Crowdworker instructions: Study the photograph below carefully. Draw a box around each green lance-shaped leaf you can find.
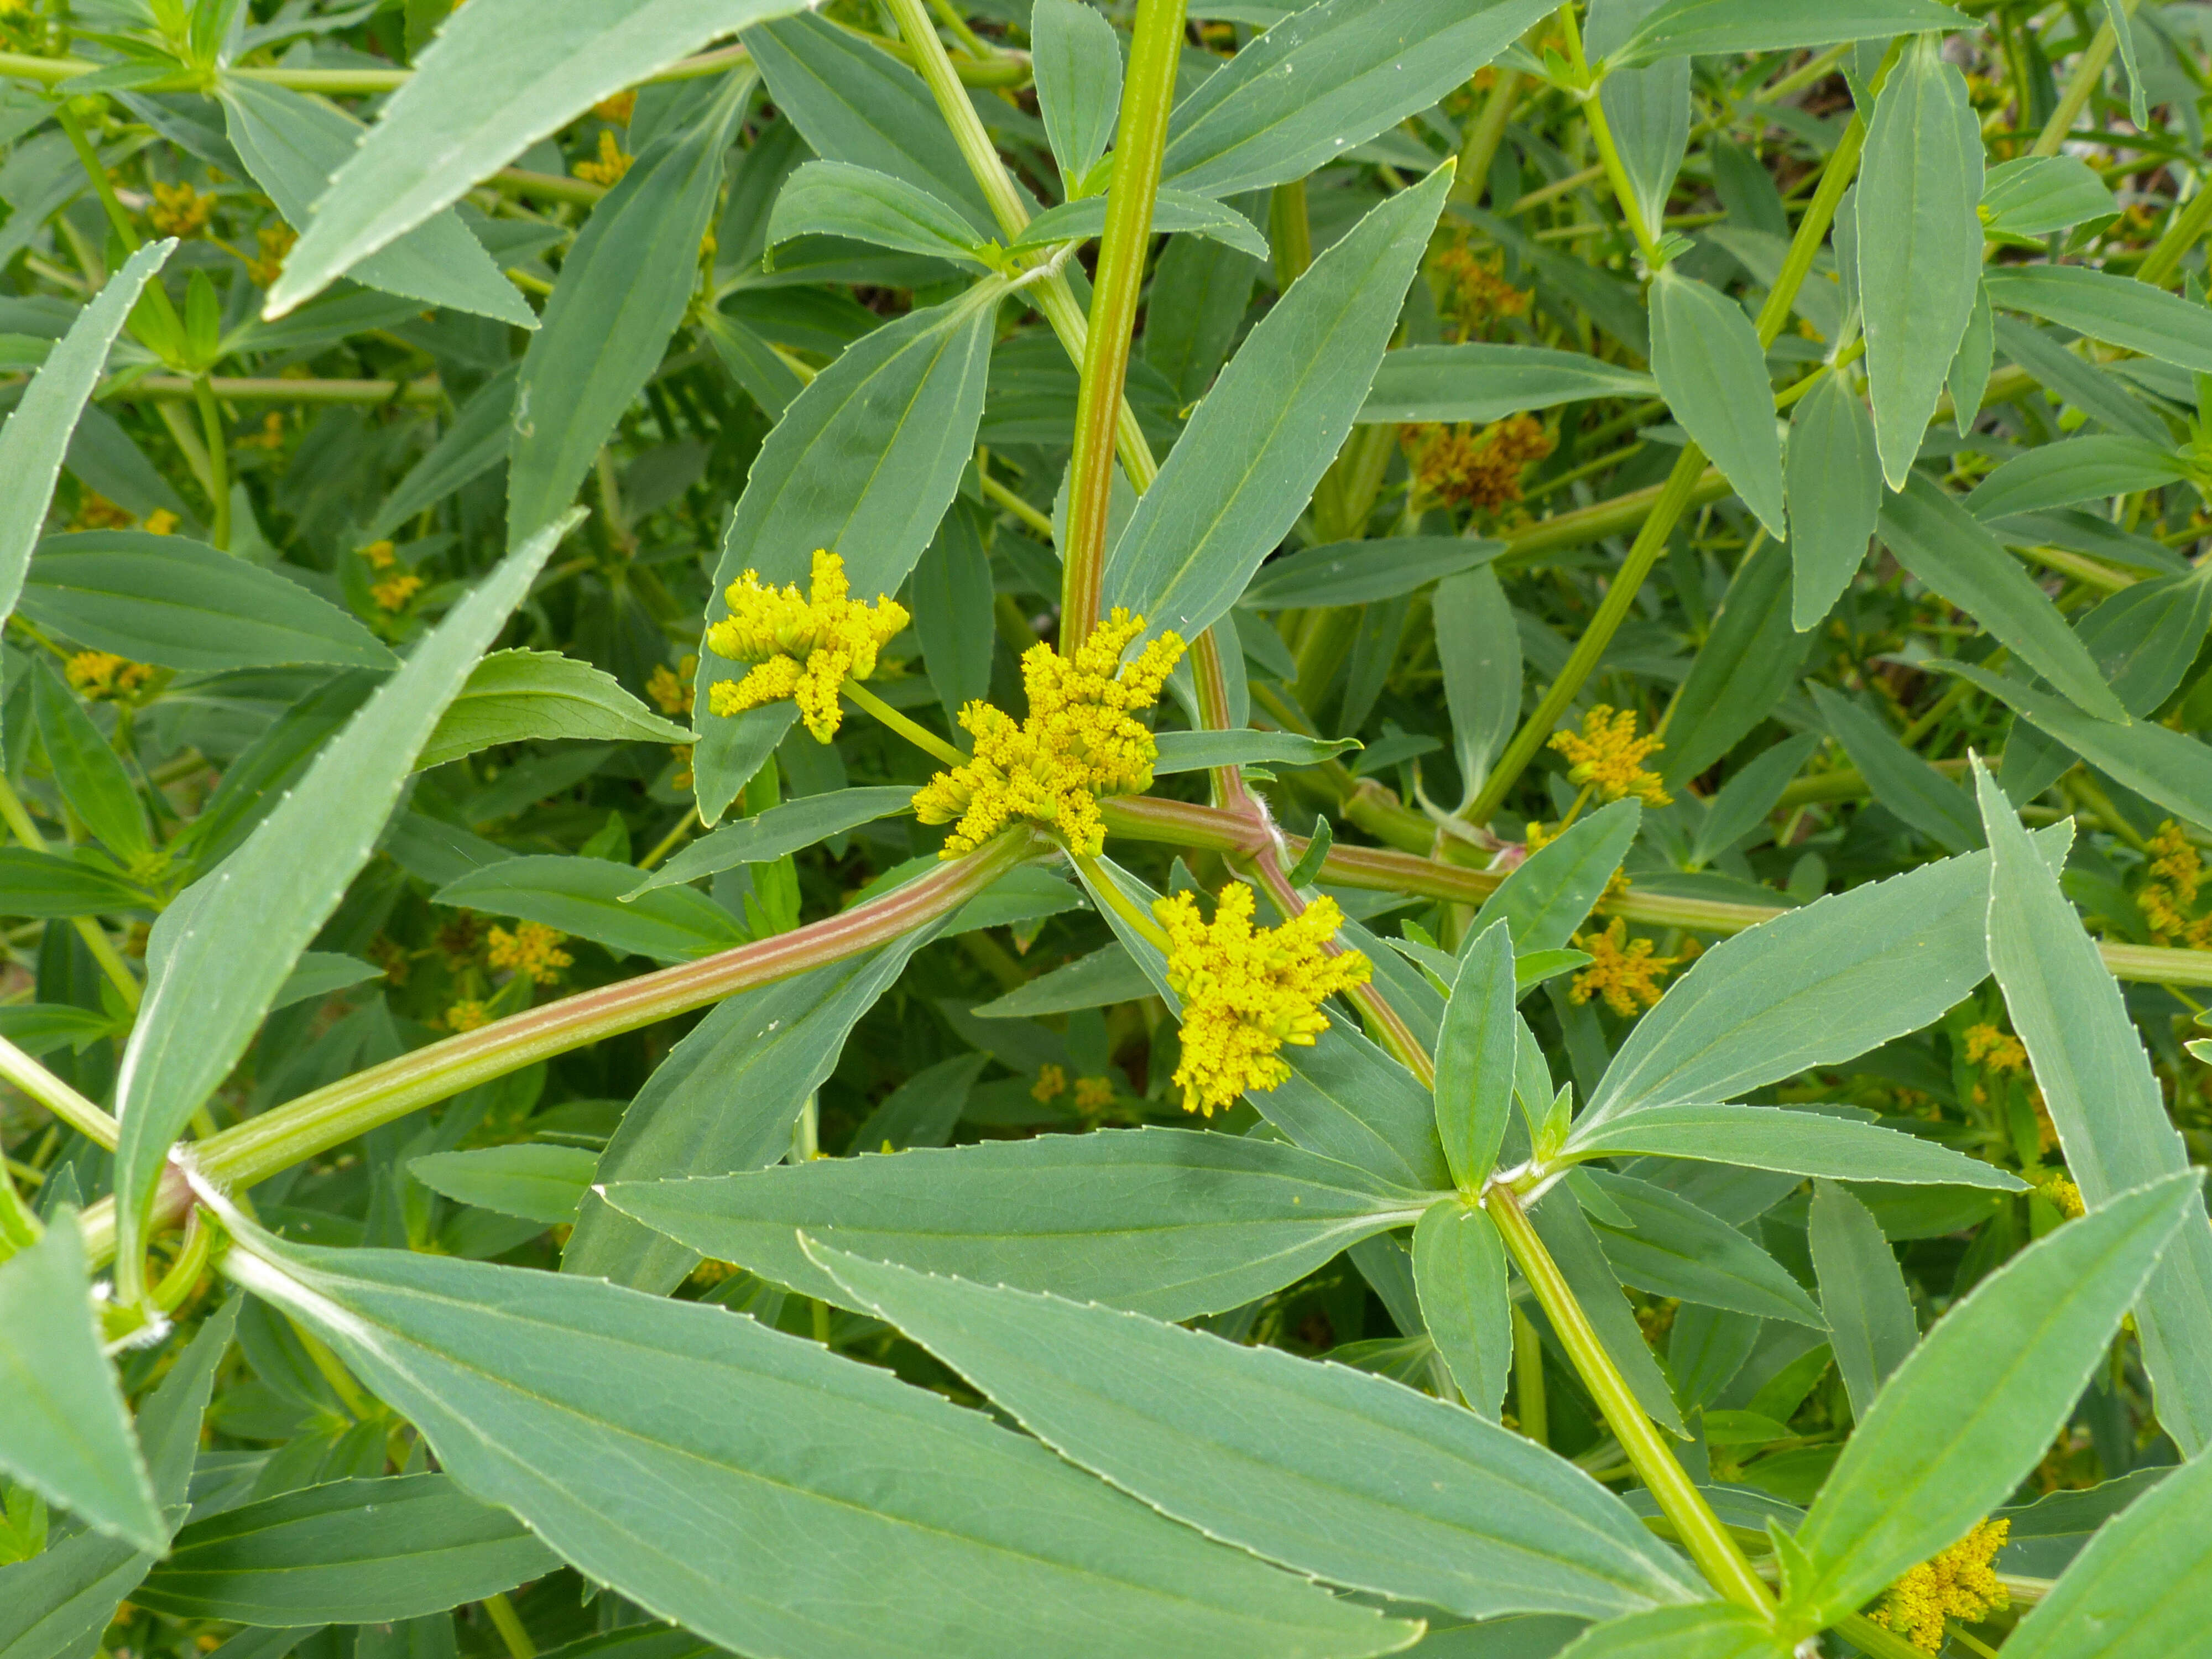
[744,12,1004,233]
[1436,920,1519,1191]
[216,76,534,329]
[30,660,152,862]
[21,533,396,673]
[1468,800,1640,955]
[1979,155,2119,239]
[1808,1180,1917,1422]
[1647,267,1785,540]
[1783,372,1880,632]
[0,1300,234,1659]
[1566,1102,2026,1190]
[1949,664,2212,833]
[1530,1190,1685,1435]
[1412,1199,1515,1420]
[0,1213,163,1554]
[136,1475,560,1625]
[435,855,746,964]
[1974,761,2212,1457]
[603,1127,1431,1318]
[1998,1449,2212,1659]
[1550,1603,1792,1659]
[1783,1171,2202,1631]
[265,0,810,317]
[2077,561,2212,718]
[1691,733,1822,868]
[1584,1170,1824,1327]
[1984,264,2212,374]
[1070,857,1448,1190]
[111,513,575,1277]
[368,365,519,542]
[1437,565,1521,808]
[0,849,151,919]
[1660,540,1809,786]
[1245,536,1504,609]
[1948,281,1995,436]
[911,502,994,729]
[1809,684,1980,853]
[1605,0,1969,67]
[1103,164,1451,644]
[692,284,999,821]
[812,1240,1704,1623]
[0,243,172,632]
[1586,0,1688,247]
[510,76,749,545]
[972,945,1152,1020]
[1159,0,1554,198]
[1358,344,1657,426]
[1031,0,1123,189]
[629,785,914,896]
[416,651,690,771]
[411,1145,599,1227]
[1151,730,1360,775]
[766,161,989,268]
[566,932,942,1293]
[213,1220,1408,1659]
[1855,34,1984,488]
[1574,832,2063,1128]
[1989,314,2171,445]
[1962,435,2187,520]
[1012,190,1272,262]
[1879,477,2129,721]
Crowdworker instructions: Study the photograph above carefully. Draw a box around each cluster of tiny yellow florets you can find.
[1550,705,1670,805]
[1963,1021,2029,1075]
[1569,916,1679,1016]
[1877,1519,2010,1652]
[148,180,215,238]
[486,921,573,986]
[705,550,909,742]
[646,655,697,718]
[574,129,634,186]
[2039,1173,2085,1219]
[1400,415,1553,513]
[65,651,153,701]
[2137,821,2212,947]
[1153,884,1370,1116]
[912,609,1185,858]
[1429,244,1530,341]
[1031,1065,1118,1112]
[247,223,296,286]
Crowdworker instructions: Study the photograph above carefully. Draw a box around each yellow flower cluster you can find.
[574,129,633,186]
[445,999,492,1032]
[1154,884,1370,1116]
[646,655,697,718]
[65,651,152,701]
[705,550,909,742]
[362,540,396,570]
[1878,1519,2010,1653]
[371,573,423,612]
[1430,245,1530,341]
[2137,821,2211,947]
[149,181,215,238]
[2039,1173,2085,1219]
[247,223,296,286]
[1031,1063,1067,1104]
[1569,917,1679,1016]
[1963,1021,2028,1074]
[1073,1074,1115,1112]
[74,491,133,530]
[487,921,573,986]
[593,90,637,124]
[912,609,1185,858]
[1550,705,1670,805]
[143,509,179,535]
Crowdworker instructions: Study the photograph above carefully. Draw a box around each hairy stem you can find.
[1061,0,1187,645]
[1487,1187,1773,1614]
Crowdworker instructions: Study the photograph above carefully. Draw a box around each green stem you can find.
[1557,6,1660,266]
[1838,1613,1937,1659]
[1269,179,1313,289]
[192,375,230,549]
[1487,1187,1773,1614]
[843,679,966,768]
[482,1594,535,1659]
[74,831,1046,1268]
[1061,0,1187,646]
[2030,2,2135,159]
[1453,69,1520,204]
[2137,178,2212,288]
[1511,1303,1548,1445]
[54,101,139,253]
[883,0,1032,240]
[1072,852,1173,951]
[123,373,444,405]
[0,1034,118,1149]
[0,776,141,1011]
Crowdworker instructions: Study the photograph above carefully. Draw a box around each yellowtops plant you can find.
[1568,916,1680,1016]
[912,608,1184,858]
[705,550,910,742]
[487,922,572,987]
[1548,705,1670,805]
[1153,883,1370,1117]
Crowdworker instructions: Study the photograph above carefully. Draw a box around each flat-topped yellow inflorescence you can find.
[706,550,910,742]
